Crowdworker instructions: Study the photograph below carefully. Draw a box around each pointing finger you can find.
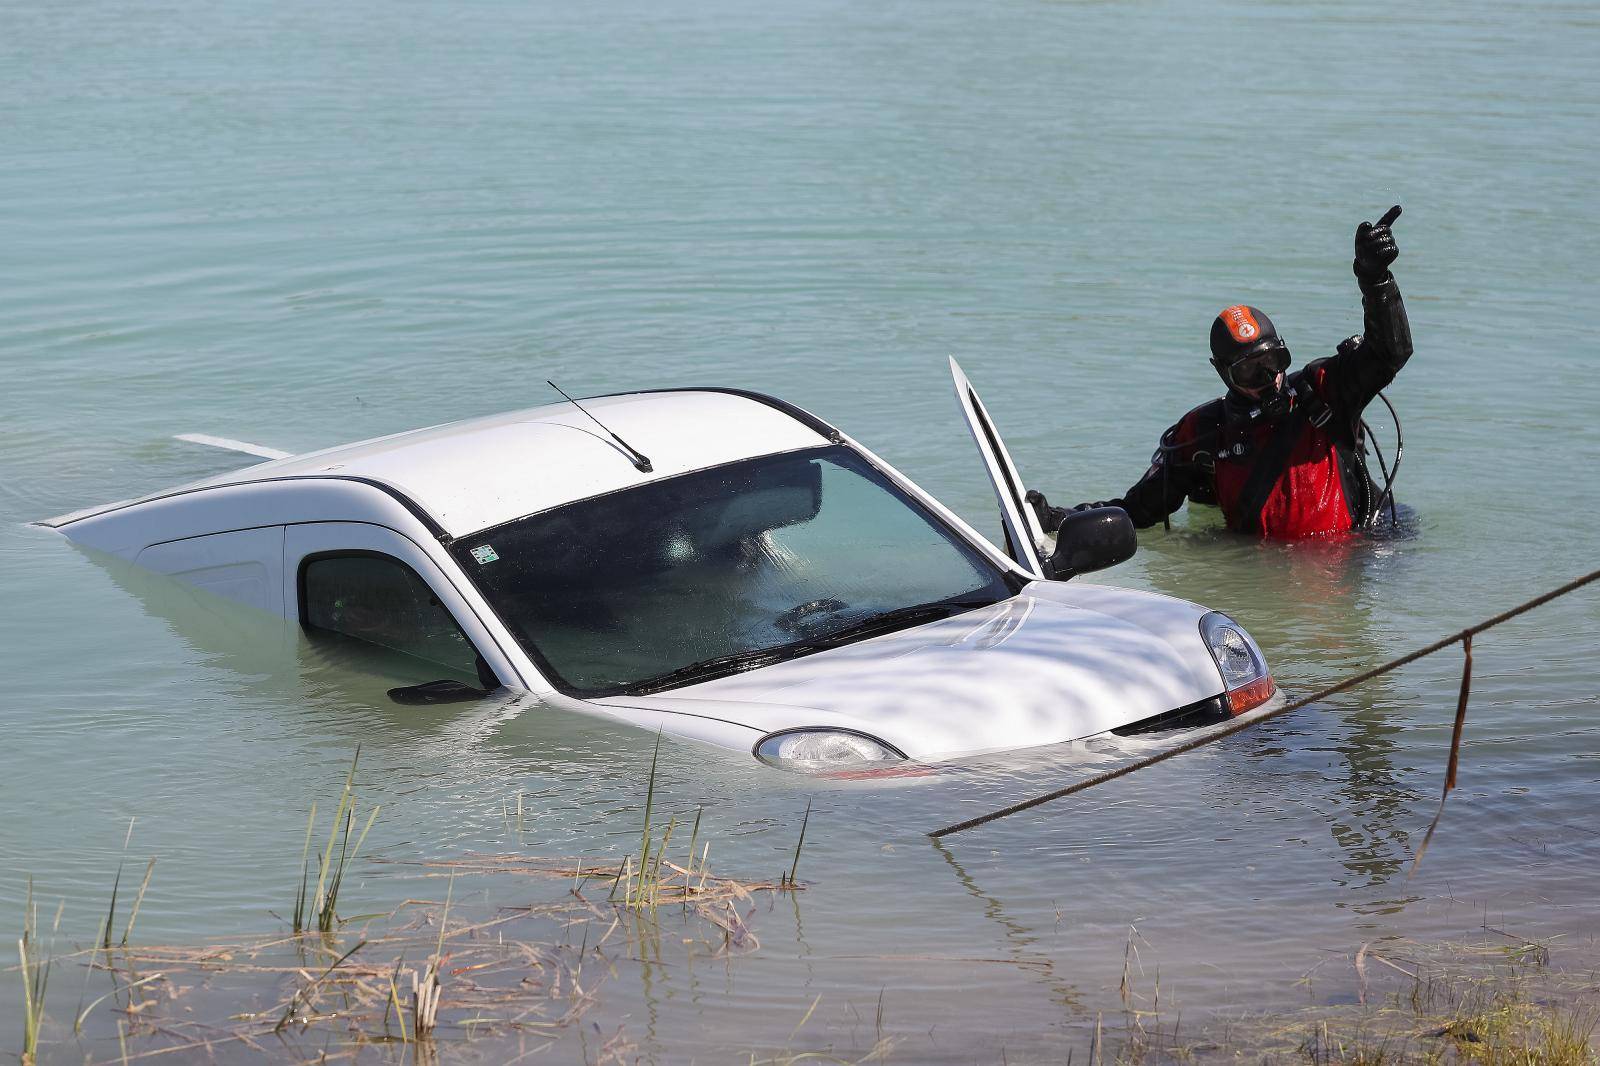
[1378,204,1402,227]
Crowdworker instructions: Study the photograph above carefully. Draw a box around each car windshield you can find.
[451,445,1017,697]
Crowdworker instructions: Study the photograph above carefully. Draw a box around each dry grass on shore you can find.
[10,742,808,1064]
[1095,931,1598,1065]
[24,845,797,1064]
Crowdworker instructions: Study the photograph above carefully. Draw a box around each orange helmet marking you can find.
[1219,305,1262,344]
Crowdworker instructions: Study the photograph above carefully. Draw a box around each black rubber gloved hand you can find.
[1353,205,1402,283]
[1025,489,1069,534]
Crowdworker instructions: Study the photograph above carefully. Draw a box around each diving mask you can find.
[1224,343,1290,392]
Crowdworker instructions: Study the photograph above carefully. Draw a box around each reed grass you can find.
[686,805,704,878]
[633,732,662,908]
[291,800,316,932]
[99,818,138,952]
[613,731,674,912]
[411,870,454,1038]
[384,956,409,1043]
[100,866,123,954]
[120,857,155,947]
[73,972,164,1035]
[781,798,812,889]
[18,879,50,1065]
[291,747,380,934]
[1408,984,1599,1065]
[75,862,128,1034]
[273,938,366,1032]
[599,735,812,925]
[411,962,442,1037]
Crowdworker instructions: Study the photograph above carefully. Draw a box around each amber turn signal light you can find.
[1226,676,1277,715]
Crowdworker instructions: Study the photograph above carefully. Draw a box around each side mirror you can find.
[1047,506,1136,580]
[388,679,493,705]
[389,656,503,706]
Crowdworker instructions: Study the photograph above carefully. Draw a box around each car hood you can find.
[591,582,1226,761]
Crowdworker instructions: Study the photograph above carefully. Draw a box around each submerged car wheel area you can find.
[41,365,1275,774]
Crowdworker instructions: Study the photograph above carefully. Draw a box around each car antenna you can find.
[546,381,654,473]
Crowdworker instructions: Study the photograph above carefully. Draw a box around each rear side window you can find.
[300,553,479,679]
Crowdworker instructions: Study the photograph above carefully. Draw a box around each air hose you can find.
[1357,390,1403,528]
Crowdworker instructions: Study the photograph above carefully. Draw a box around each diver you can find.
[1028,206,1412,539]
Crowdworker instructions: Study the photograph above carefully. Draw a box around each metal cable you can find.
[929,567,1600,839]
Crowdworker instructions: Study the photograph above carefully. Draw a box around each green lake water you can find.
[3,0,1598,1060]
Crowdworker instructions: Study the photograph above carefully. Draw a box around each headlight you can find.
[755,729,907,773]
[1199,612,1276,715]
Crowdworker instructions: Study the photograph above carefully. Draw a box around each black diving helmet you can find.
[1209,304,1291,395]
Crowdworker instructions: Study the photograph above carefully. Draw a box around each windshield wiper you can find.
[623,597,997,697]
[810,597,995,648]
[626,645,817,696]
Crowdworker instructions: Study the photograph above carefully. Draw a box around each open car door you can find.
[949,356,1048,580]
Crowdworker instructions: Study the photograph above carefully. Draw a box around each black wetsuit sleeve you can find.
[1112,463,1192,529]
[1095,426,1196,529]
[1322,272,1414,416]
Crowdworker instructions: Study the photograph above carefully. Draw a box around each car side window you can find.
[300,553,480,680]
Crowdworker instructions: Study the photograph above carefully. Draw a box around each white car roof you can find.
[53,390,840,538]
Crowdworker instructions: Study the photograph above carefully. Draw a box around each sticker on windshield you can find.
[470,544,499,565]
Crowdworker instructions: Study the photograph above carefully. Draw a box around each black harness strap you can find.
[1232,405,1308,533]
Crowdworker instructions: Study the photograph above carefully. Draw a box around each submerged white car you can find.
[42,360,1276,775]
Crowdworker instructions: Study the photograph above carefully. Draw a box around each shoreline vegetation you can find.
[1098,928,1598,1066]
[10,747,823,1064]
[9,751,1597,1063]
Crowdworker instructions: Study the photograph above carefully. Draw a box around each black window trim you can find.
[297,548,503,688]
